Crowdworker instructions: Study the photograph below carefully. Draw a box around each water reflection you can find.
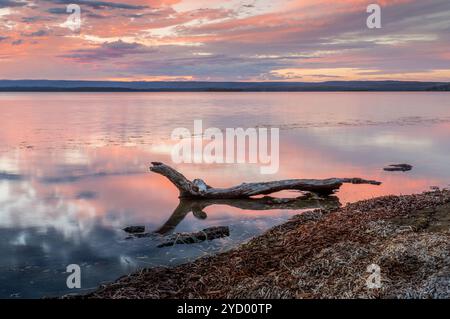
[155,195,340,235]
[0,92,449,298]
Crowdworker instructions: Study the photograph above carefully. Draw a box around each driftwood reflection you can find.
[154,194,341,235]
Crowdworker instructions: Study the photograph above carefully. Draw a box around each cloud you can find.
[0,0,27,8]
[47,7,70,14]
[21,16,51,22]
[43,0,148,10]
[0,0,449,81]
[0,172,24,181]
[59,40,150,62]
[75,191,98,200]
[25,29,50,37]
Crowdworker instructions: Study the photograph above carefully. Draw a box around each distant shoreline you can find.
[0,80,449,92]
[1,88,450,92]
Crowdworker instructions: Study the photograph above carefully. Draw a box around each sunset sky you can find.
[0,0,449,81]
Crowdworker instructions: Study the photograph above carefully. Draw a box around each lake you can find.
[0,92,449,298]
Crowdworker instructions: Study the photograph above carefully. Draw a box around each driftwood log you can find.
[150,162,381,199]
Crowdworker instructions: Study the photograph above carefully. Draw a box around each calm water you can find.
[1,92,449,298]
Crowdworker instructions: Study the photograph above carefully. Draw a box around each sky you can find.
[0,0,449,82]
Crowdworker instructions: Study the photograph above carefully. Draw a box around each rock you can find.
[125,232,160,240]
[383,164,413,172]
[123,226,145,234]
[157,226,230,248]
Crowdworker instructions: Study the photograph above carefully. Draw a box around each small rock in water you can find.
[123,226,145,234]
[125,232,159,239]
[383,164,413,172]
[157,226,230,248]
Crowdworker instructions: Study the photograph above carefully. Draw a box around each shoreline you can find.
[79,189,449,299]
[1,80,449,92]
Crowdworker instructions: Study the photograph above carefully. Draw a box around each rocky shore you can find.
[84,190,450,299]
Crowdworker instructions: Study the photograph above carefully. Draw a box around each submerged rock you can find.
[383,164,413,172]
[157,226,230,248]
[125,232,159,239]
[123,226,145,234]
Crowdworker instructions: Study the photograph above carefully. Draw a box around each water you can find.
[0,92,449,298]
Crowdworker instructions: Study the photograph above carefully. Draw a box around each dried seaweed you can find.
[78,190,450,299]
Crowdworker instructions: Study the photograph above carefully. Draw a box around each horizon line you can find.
[1,79,449,83]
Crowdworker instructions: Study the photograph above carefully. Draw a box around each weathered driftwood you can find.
[154,194,341,235]
[150,162,381,199]
[157,226,230,248]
